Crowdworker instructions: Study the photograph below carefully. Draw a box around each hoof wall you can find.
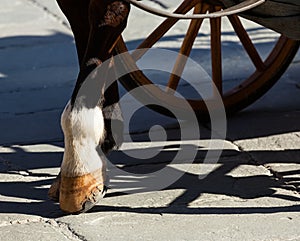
[59,170,106,214]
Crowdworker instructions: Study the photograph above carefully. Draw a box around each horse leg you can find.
[56,0,124,153]
[48,0,130,213]
[48,0,90,202]
[73,0,128,154]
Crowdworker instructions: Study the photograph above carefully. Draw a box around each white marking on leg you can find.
[60,101,105,177]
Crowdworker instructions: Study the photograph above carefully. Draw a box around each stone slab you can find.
[0,219,78,241]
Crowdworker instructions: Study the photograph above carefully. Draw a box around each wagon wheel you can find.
[114,0,299,117]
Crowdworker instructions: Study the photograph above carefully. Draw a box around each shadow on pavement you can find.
[0,33,299,218]
[0,142,299,218]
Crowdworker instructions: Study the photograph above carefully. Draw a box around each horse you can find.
[48,0,130,214]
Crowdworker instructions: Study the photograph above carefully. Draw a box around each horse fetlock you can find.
[60,102,106,177]
[61,101,105,144]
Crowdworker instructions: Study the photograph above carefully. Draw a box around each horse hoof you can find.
[59,170,106,214]
[48,172,61,202]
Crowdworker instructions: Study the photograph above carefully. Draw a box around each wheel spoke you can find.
[131,0,199,61]
[228,14,265,71]
[210,6,223,96]
[167,3,209,92]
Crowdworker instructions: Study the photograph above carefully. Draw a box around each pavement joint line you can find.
[0,218,85,241]
[25,0,70,30]
[232,141,276,173]
[0,217,45,228]
[49,220,88,241]
[233,141,300,196]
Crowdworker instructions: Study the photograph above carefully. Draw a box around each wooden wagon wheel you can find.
[114,0,299,117]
